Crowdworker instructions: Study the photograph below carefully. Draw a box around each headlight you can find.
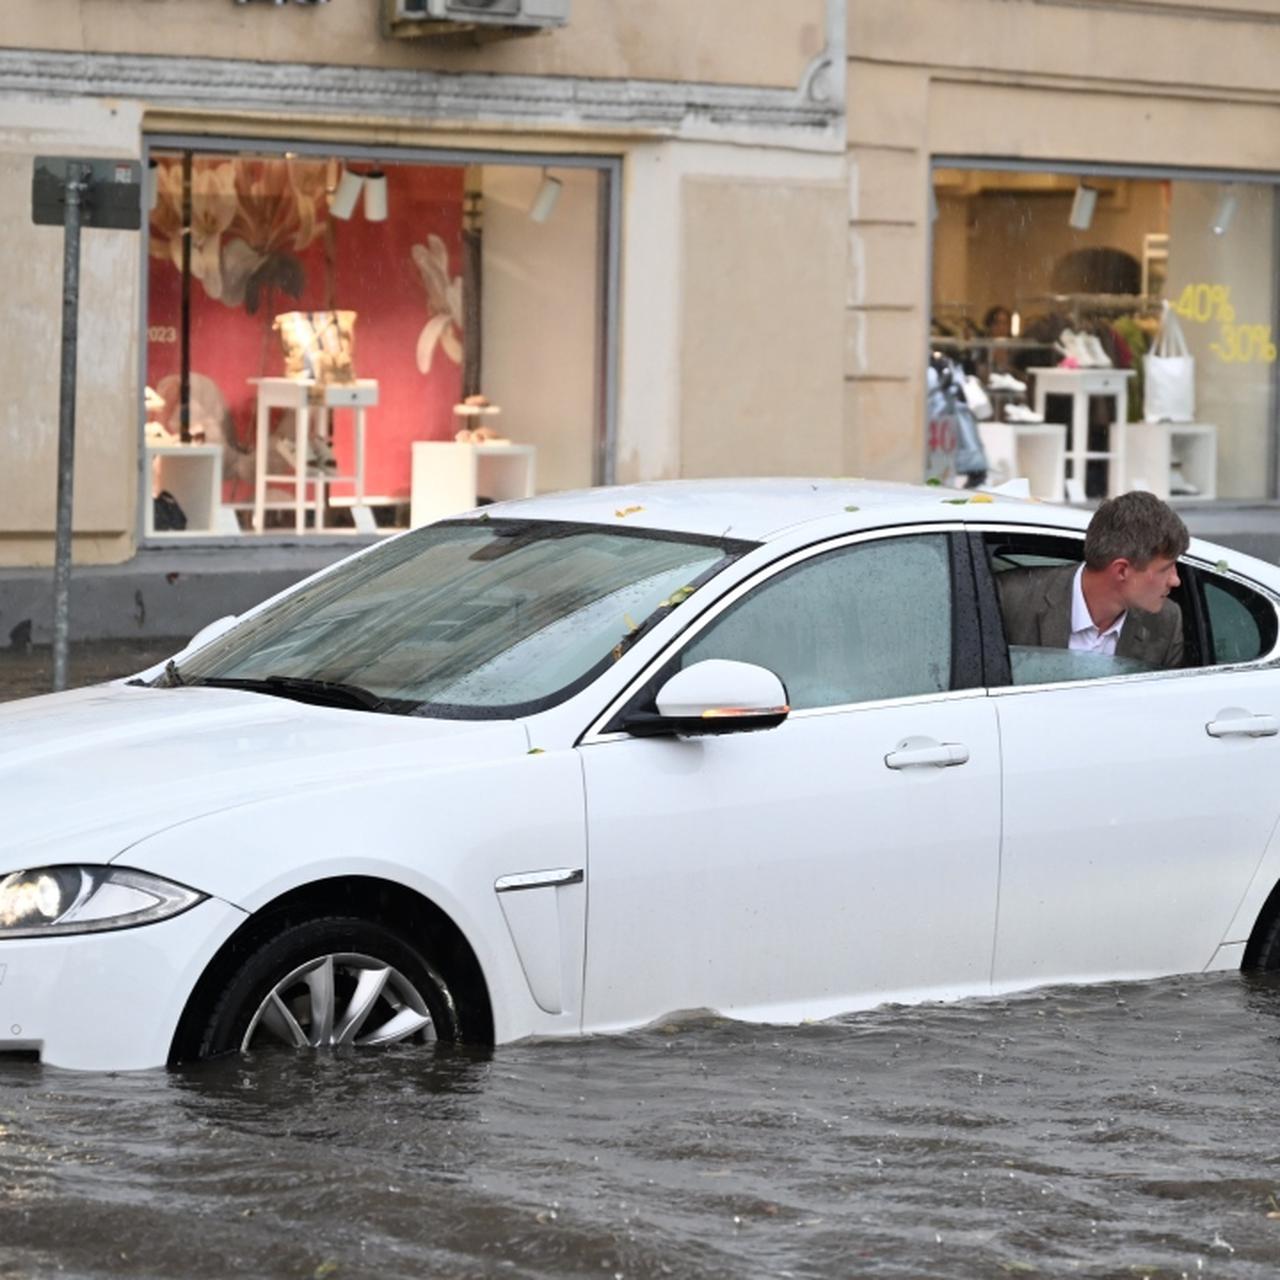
[0,866,205,938]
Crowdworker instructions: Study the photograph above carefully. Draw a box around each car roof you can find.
[482,478,1093,542]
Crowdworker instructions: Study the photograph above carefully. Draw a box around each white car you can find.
[4,479,1280,1071]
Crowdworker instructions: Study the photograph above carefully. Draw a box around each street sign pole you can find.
[32,156,142,692]
[51,165,88,693]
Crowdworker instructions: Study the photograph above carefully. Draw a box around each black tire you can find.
[190,915,464,1060]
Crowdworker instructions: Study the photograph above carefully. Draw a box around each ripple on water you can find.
[3,973,1280,1277]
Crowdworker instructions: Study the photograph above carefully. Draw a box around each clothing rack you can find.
[1017,292,1163,326]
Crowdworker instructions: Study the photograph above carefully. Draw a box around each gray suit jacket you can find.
[996,563,1183,669]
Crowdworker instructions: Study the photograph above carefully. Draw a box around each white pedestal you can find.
[146,443,226,536]
[978,422,1066,501]
[1030,367,1134,499]
[410,442,537,527]
[1124,422,1218,501]
[249,377,378,534]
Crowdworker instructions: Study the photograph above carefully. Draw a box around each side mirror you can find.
[622,659,790,737]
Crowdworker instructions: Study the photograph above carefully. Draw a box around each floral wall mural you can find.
[147,155,465,504]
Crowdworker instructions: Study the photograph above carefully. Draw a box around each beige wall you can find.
[845,0,1280,487]
[0,97,141,565]
[2,0,826,88]
[481,164,600,496]
[680,177,847,479]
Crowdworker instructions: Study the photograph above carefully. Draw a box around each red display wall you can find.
[147,156,464,504]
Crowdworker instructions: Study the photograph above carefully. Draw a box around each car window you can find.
[1202,572,1278,664]
[674,534,953,710]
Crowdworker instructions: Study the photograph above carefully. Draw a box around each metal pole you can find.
[51,165,88,693]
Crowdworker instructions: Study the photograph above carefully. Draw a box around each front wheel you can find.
[190,916,463,1059]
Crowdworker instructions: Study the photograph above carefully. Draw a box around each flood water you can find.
[5,974,1280,1279]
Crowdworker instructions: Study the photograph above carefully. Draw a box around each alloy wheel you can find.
[240,951,436,1052]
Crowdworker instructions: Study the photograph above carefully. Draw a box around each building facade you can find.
[4,0,1280,591]
[0,0,849,571]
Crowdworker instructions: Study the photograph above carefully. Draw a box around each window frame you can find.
[583,524,985,744]
[968,522,1280,694]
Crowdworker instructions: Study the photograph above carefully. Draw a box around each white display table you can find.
[977,422,1066,501]
[249,377,379,534]
[1124,422,1218,501]
[1029,367,1134,499]
[145,443,230,536]
[410,441,537,528]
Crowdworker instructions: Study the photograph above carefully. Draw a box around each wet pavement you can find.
[4,973,1280,1278]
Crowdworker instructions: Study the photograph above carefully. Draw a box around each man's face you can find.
[1117,555,1180,614]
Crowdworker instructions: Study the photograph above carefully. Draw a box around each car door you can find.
[978,529,1280,990]
[575,528,1003,1034]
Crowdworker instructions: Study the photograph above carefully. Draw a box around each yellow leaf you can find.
[615,505,644,518]
[969,493,994,503]
[624,613,639,632]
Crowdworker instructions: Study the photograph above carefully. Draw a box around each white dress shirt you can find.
[1068,564,1125,656]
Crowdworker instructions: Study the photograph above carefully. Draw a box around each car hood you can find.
[0,684,529,873]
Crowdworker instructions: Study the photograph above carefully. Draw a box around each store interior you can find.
[144,149,604,537]
[930,168,1277,502]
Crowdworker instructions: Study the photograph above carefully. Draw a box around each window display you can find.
[144,146,607,536]
[930,168,1278,501]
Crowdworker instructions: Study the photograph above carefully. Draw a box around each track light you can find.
[1068,184,1097,231]
[329,168,363,221]
[528,171,562,224]
[1212,190,1238,237]
[364,170,388,222]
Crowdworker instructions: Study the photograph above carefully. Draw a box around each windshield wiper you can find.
[189,675,394,714]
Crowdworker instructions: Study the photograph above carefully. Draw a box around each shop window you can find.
[930,167,1278,502]
[144,148,607,537]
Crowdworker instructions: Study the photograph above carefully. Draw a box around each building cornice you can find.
[0,47,843,142]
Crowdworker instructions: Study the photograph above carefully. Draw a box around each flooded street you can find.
[5,973,1280,1279]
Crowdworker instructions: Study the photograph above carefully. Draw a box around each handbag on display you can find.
[1143,301,1195,423]
[274,310,358,386]
[153,490,188,532]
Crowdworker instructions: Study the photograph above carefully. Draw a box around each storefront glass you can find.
[143,145,608,537]
[930,167,1277,502]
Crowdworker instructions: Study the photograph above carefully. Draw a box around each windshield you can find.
[174,519,750,717]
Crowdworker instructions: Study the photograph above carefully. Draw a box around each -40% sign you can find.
[1172,283,1277,364]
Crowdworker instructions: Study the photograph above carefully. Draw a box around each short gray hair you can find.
[1083,491,1190,570]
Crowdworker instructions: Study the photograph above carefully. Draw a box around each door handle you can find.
[884,738,970,769]
[1206,709,1279,739]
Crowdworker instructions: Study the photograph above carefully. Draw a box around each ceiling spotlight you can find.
[1212,190,1238,237]
[1068,184,1098,231]
[529,171,562,225]
[329,168,364,221]
[364,170,388,222]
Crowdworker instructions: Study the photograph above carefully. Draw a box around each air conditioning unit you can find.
[386,0,569,39]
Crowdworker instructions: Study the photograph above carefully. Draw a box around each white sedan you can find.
[3,479,1280,1071]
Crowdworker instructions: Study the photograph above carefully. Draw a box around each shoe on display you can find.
[1056,329,1085,362]
[1004,404,1046,424]
[1081,334,1113,368]
[1169,462,1200,496]
[988,372,1027,393]
[310,436,339,471]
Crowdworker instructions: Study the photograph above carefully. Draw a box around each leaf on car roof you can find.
[926,477,942,487]
[624,612,639,632]
[844,505,860,512]
[527,747,546,755]
[660,585,695,608]
[969,494,994,503]
[941,498,968,505]
[615,505,644,518]
[1216,559,1230,572]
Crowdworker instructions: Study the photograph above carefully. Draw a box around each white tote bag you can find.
[1143,301,1195,423]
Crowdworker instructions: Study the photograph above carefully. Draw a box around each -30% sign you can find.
[1173,283,1277,364]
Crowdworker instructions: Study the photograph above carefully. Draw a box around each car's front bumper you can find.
[0,897,247,1071]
